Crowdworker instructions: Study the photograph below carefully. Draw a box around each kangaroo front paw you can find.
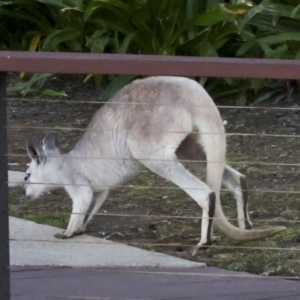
[73,229,84,236]
[54,232,71,239]
[54,227,85,239]
[54,230,84,239]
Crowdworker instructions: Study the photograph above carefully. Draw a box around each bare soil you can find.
[7,74,300,278]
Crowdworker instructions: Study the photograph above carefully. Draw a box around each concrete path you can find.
[10,217,204,268]
[8,170,25,187]
[9,169,204,268]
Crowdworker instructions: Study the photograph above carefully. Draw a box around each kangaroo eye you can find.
[24,173,31,181]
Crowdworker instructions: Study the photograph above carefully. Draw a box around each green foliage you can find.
[237,1,300,59]
[1,0,300,104]
[100,75,138,102]
[7,73,68,97]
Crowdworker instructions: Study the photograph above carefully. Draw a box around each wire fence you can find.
[6,102,300,219]
[6,92,300,278]
[6,126,300,138]
[6,96,300,110]
[3,53,300,298]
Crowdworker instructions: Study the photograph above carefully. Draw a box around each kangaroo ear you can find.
[27,142,44,165]
[42,132,59,151]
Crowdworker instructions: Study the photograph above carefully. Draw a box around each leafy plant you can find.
[100,75,138,102]
[2,0,300,104]
[237,1,300,59]
[254,80,300,104]
[7,73,67,97]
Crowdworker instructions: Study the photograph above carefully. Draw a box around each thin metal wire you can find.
[6,124,300,138]
[6,97,300,111]
[8,180,300,195]
[9,153,212,162]
[7,152,300,167]
[14,211,297,224]
[9,238,300,252]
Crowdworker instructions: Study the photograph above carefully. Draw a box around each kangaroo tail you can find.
[194,89,286,241]
[214,205,286,240]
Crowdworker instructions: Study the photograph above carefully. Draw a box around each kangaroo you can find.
[24,76,285,254]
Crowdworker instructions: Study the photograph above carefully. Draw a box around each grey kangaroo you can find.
[24,76,285,254]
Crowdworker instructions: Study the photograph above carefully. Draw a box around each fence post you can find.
[0,72,10,299]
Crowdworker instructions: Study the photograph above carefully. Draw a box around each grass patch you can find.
[270,228,300,242]
[25,213,68,229]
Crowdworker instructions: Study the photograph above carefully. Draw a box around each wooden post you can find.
[0,72,10,299]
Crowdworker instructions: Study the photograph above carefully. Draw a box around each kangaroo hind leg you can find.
[176,134,252,230]
[140,154,215,252]
[222,166,252,229]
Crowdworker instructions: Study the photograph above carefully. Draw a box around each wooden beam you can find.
[1,51,300,79]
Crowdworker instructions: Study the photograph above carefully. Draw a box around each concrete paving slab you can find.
[8,170,25,187]
[10,217,205,268]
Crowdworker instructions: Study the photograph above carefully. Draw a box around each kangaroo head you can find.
[24,132,61,199]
